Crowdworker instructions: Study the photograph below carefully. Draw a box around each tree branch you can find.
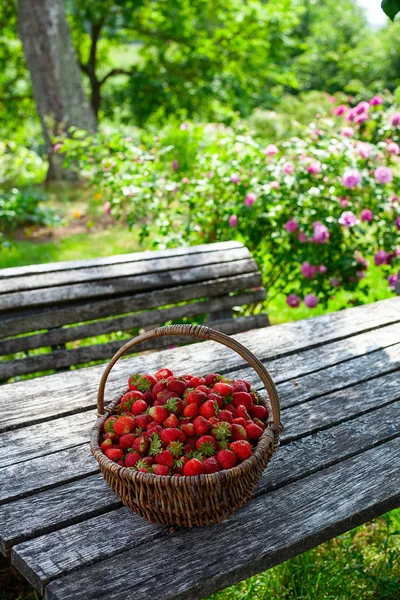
[99,68,132,86]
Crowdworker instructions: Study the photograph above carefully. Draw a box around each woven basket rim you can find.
[91,389,280,485]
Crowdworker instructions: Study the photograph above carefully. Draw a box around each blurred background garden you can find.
[1,0,400,598]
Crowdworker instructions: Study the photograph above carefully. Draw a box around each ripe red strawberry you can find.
[202,456,221,474]
[208,416,220,426]
[148,405,168,423]
[230,440,252,461]
[231,423,248,441]
[120,390,144,411]
[196,435,216,456]
[168,440,184,458]
[131,399,148,416]
[187,376,205,387]
[217,449,237,470]
[251,404,267,420]
[155,368,173,380]
[253,417,265,429]
[199,399,219,419]
[218,410,233,423]
[156,389,178,404]
[134,458,152,473]
[147,423,163,436]
[113,416,135,436]
[205,373,221,387]
[181,422,195,437]
[232,380,248,393]
[234,405,251,420]
[142,456,155,467]
[232,417,247,427]
[128,373,155,392]
[196,385,210,395]
[160,428,181,445]
[117,459,126,467]
[246,422,263,440]
[125,451,142,467]
[103,416,117,433]
[135,414,151,430]
[185,390,206,405]
[193,416,211,436]
[105,448,124,462]
[232,391,253,410]
[156,450,174,467]
[207,392,224,408]
[153,464,170,476]
[167,379,187,396]
[132,436,149,454]
[224,403,235,413]
[183,403,198,418]
[183,458,204,476]
[163,413,179,428]
[213,382,233,397]
[100,438,113,452]
[152,380,167,399]
[119,433,136,450]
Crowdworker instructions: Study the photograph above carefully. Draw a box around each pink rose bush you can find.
[58,94,400,309]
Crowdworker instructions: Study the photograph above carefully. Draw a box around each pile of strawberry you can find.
[100,369,269,476]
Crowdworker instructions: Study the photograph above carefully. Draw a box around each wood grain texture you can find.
[43,438,400,600]
[11,400,400,593]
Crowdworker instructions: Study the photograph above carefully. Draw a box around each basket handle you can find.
[97,324,281,428]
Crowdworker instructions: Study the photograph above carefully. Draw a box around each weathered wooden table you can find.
[1,297,399,600]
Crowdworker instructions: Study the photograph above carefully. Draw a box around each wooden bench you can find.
[0,297,399,600]
[0,241,268,381]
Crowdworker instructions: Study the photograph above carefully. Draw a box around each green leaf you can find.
[381,0,400,20]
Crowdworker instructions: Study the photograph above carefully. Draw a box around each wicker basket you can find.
[91,324,282,527]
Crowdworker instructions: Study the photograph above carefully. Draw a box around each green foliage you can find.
[0,188,59,232]
[382,0,400,21]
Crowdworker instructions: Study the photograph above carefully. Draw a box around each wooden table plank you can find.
[11,400,400,594]
[43,437,400,600]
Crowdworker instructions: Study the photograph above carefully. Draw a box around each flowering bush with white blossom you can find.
[59,94,400,309]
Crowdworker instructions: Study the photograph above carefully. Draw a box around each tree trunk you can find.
[18,0,97,180]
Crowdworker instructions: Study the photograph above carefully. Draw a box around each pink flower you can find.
[319,265,327,274]
[286,294,301,308]
[307,161,321,174]
[264,144,279,156]
[282,162,294,175]
[338,211,358,227]
[360,208,373,222]
[355,102,369,115]
[374,250,390,265]
[171,159,179,171]
[340,126,354,137]
[298,231,307,243]
[53,142,63,152]
[339,196,350,207]
[388,274,398,289]
[312,223,330,244]
[356,271,366,280]
[270,181,279,188]
[342,169,362,188]
[354,113,368,124]
[395,217,400,230]
[181,177,190,184]
[304,294,318,308]
[229,215,238,228]
[244,192,257,207]
[180,122,189,130]
[354,251,369,268]
[370,96,383,106]
[387,142,400,155]
[330,277,341,287]
[389,195,399,204]
[374,166,393,184]
[103,201,111,215]
[285,219,298,233]
[346,109,356,122]
[391,113,400,127]
[231,173,240,184]
[333,105,347,116]
[301,262,319,279]
[356,142,371,159]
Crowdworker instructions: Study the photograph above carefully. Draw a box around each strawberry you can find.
[196,385,210,395]
[152,380,167,399]
[156,450,174,467]
[234,405,251,420]
[232,380,248,393]
[232,392,253,410]
[160,428,181,445]
[167,379,187,396]
[230,440,252,461]
[183,458,204,476]
[142,456,155,467]
[224,403,235,414]
[196,435,216,456]
[100,438,113,452]
[113,416,135,436]
[148,433,162,456]
[119,433,136,450]
[156,389,178,404]
[187,376,205,387]
[132,436,149,454]
[185,390,206,405]
[155,368,173,380]
[134,459,152,473]
[163,413,179,428]
[117,459,126,467]
[181,422,195,437]
[231,423,248,441]
[202,456,221,474]
[147,423,163,436]
[207,392,223,408]
[211,421,232,441]
[246,422,264,440]
[131,399,148,416]
[103,416,117,433]
[208,416,220,426]
[218,410,233,423]
[103,431,118,441]
[232,417,247,428]
[128,373,155,393]
[193,416,211,436]
[165,397,183,415]
[105,448,124,462]
[251,404,267,420]
[213,382,233,397]
[135,414,151,430]
[153,464,170,476]
[148,405,168,423]
[125,451,142,467]
[253,417,265,429]
[216,449,237,470]
[205,373,221,387]
[199,400,219,419]
[183,403,198,418]
[168,440,183,457]
[120,390,144,411]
